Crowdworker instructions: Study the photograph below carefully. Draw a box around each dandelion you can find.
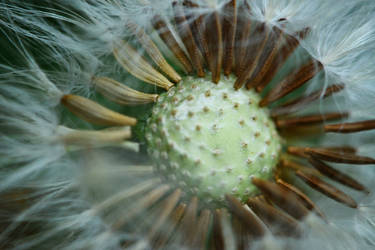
[1,0,375,249]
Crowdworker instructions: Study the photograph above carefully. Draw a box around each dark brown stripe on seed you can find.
[193,209,211,248]
[256,27,311,93]
[179,196,198,246]
[251,178,309,220]
[246,27,284,89]
[173,2,205,77]
[222,0,237,76]
[234,23,269,89]
[212,209,225,250]
[260,59,323,107]
[152,15,193,74]
[296,170,358,208]
[247,197,302,237]
[276,179,326,220]
[305,147,375,164]
[325,120,375,133]
[225,195,266,237]
[271,84,344,117]
[308,157,370,193]
[234,1,252,76]
[275,112,348,128]
[205,10,223,83]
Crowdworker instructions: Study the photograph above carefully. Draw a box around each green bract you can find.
[146,75,281,204]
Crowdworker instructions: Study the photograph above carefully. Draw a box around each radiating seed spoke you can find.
[296,171,358,208]
[288,146,357,159]
[152,14,193,73]
[325,120,375,133]
[153,203,186,249]
[205,10,223,83]
[247,197,302,237]
[279,158,322,176]
[93,77,158,105]
[173,2,205,77]
[113,41,174,90]
[304,147,375,164]
[234,1,252,76]
[225,195,265,238]
[251,178,309,220]
[246,27,284,89]
[212,209,225,250]
[276,179,326,220]
[222,0,237,76]
[260,59,323,107]
[93,178,159,214]
[61,94,137,126]
[308,157,369,193]
[61,126,131,146]
[183,1,210,66]
[256,27,310,93]
[275,112,348,128]
[288,146,375,164]
[193,209,211,248]
[271,84,344,116]
[179,197,198,246]
[126,21,181,83]
[112,184,170,230]
[148,189,182,240]
[234,23,269,90]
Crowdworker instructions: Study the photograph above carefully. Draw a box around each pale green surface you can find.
[146,75,281,204]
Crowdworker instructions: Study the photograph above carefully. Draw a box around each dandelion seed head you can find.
[1,0,375,249]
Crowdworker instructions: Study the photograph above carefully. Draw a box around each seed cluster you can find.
[146,76,281,204]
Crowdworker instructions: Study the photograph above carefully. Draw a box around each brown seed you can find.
[153,203,186,249]
[246,26,284,89]
[92,77,158,105]
[305,147,375,164]
[225,195,266,238]
[126,21,181,83]
[279,158,321,176]
[183,0,210,64]
[256,27,311,93]
[173,1,205,77]
[247,197,302,237]
[288,146,357,159]
[234,23,270,90]
[192,209,211,248]
[251,178,309,220]
[148,189,182,240]
[275,112,348,128]
[222,0,237,76]
[61,126,131,146]
[276,179,326,220]
[179,196,198,246]
[308,157,370,193]
[61,94,137,126]
[112,184,170,230]
[113,41,174,90]
[271,84,344,117]
[212,209,225,250]
[260,59,323,107]
[152,14,193,74]
[234,1,252,77]
[325,120,375,133]
[205,10,223,83]
[296,170,358,208]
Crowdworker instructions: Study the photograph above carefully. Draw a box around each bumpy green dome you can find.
[146,75,281,204]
